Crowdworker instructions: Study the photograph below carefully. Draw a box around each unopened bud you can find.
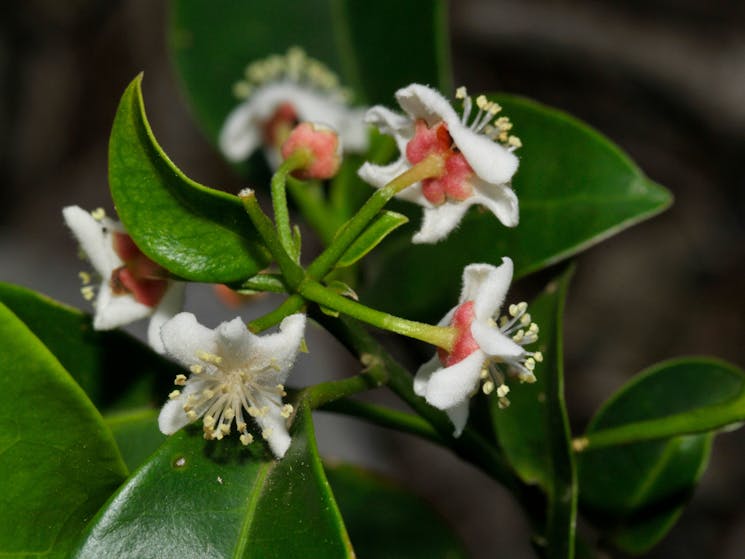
[281,122,341,180]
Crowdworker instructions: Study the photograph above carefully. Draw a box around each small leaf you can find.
[326,280,359,301]
[109,74,269,283]
[326,463,468,559]
[490,267,577,557]
[0,302,128,558]
[362,95,673,321]
[0,282,180,410]
[576,360,726,554]
[73,404,353,558]
[336,210,409,268]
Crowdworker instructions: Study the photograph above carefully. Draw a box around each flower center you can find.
[437,300,480,366]
[110,232,168,307]
[262,102,299,148]
[406,119,475,205]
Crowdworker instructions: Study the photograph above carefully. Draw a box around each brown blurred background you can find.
[1,1,744,557]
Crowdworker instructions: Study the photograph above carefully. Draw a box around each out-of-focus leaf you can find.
[0,302,128,558]
[105,409,166,472]
[362,95,672,321]
[73,404,353,558]
[110,74,269,283]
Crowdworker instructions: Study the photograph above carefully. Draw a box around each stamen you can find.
[174,374,187,386]
[81,286,95,301]
[78,271,91,284]
[91,208,106,221]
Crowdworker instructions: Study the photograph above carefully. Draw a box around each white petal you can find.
[253,395,292,458]
[93,282,152,330]
[411,202,470,244]
[248,313,306,384]
[471,322,525,359]
[364,105,412,155]
[219,102,262,163]
[358,155,410,189]
[338,107,370,153]
[62,205,121,277]
[448,124,519,186]
[147,282,186,354]
[157,380,207,435]
[471,179,520,227]
[395,84,459,127]
[461,258,513,320]
[413,354,441,397]
[423,351,485,410]
[445,401,470,438]
[160,312,220,367]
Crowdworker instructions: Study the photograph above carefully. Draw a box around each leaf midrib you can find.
[233,460,275,559]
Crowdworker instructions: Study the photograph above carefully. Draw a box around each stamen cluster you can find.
[455,86,522,149]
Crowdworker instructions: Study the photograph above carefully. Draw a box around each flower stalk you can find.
[271,150,312,261]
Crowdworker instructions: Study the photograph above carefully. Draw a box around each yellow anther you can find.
[281,404,294,419]
[497,384,510,398]
[91,208,106,221]
[517,302,528,313]
[261,428,274,440]
[487,318,497,328]
[203,415,216,428]
[488,103,502,115]
[259,406,269,417]
[248,406,260,418]
[482,380,495,395]
[168,389,181,400]
[533,351,544,362]
[480,368,489,379]
[220,423,230,435]
[196,351,223,365]
[81,286,95,301]
[499,316,509,327]
[525,358,536,371]
[476,95,488,109]
[174,374,187,386]
[189,364,203,374]
[529,323,539,334]
[498,397,511,409]
[232,81,252,99]
[455,86,467,99]
[508,304,518,317]
[202,389,215,399]
[237,421,247,432]
[78,271,91,284]
[520,313,532,326]
[214,431,224,441]
[240,433,254,445]
[508,136,523,148]
[224,408,235,420]
[186,410,198,421]
[513,330,525,342]
[572,437,589,452]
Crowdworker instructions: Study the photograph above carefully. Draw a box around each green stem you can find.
[299,279,456,351]
[239,189,305,289]
[239,273,287,293]
[302,365,388,409]
[307,153,444,280]
[320,398,442,445]
[272,151,311,260]
[247,294,306,333]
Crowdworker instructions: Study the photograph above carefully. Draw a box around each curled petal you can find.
[93,283,151,330]
[445,401,470,438]
[253,393,292,458]
[471,322,524,359]
[411,202,470,244]
[471,179,519,227]
[422,350,484,410]
[62,205,121,277]
[413,354,441,397]
[448,125,519,186]
[219,103,262,163]
[461,258,513,320]
[147,282,186,354]
[395,84,459,128]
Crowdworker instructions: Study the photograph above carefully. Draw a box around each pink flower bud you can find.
[281,122,341,180]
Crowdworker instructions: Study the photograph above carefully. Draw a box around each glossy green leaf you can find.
[169,0,450,143]
[0,282,180,410]
[337,210,408,268]
[110,74,269,283]
[105,409,166,472]
[490,268,576,557]
[73,404,353,558]
[325,463,468,559]
[577,361,722,554]
[0,302,128,558]
[579,358,745,450]
[362,95,672,321]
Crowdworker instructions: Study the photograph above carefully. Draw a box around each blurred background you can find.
[1,1,744,557]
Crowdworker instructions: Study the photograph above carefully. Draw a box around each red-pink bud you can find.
[281,122,341,180]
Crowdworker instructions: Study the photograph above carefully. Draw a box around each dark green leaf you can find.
[105,409,166,472]
[169,0,450,143]
[110,74,269,283]
[0,282,180,410]
[325,463,468,559]
[577,361,722,554]
[337,211,408,268]
[362,95,672,321]
[490,268,577,557]
[73,404,353,558]
[0,302,128,558]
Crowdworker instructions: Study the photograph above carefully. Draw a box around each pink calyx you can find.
[263,102,299,148]
[406,119,475,205]
[437,301,480,366]
[111,232,168,307]
[281,122,341,180]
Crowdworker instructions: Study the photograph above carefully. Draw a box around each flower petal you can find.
[358,155,410,189]
[364,105,412,154]
[157,379,207,435]
[423,350,484,410]
[219,102,262,163]
[340,107,370,152]
[93,282,152,330]
[448,124,519,185]
[395,84,459,128]
[471,322,525,359]
[62,205,120,277]
[160,312,220,368]
[246,313,306,384]
[411,201,470,244]
[461,258,513,320]
[413,354,441,397]
[252,394,292,458]
[147,282,185,354]
[445,401,470,437]
[471,179,519,227]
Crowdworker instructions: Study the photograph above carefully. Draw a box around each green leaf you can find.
[362,95,673,321]
[105,409,166,472]
[578,358,745,450]
[73,404,353,558]
[325,463,468,559]
[0,282,180,410]
[0,302,128,558]
[169,0,450,143]
[337,210,408,268]
[110,74,269,283]
[577,360,722,554]
[490,268,577,557]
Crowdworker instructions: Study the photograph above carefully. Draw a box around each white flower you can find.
[219,47,368,167]
[158,312,306,459]
[359,84,522,244]
[62,205,184,353]
[414,257,542,436]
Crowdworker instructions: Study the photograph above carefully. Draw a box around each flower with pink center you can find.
[63,206,184,353]
[358,84,522,244]
[219,47,368,168]
[281,122,341,180]
[414,258,542,436]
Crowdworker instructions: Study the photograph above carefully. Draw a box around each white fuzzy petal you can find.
[160,312,220,367]
[219,103,262,163]
[339,107,370,152]
[448,124,519,185]
[62,205,120,277]
[158,380,207,435]
[423,351,485,410]
[412,202,470,244]
[395,84,459,127]
[414,354,441,397]
[445,401,470,438]
[461,258,513,319]
[253,395,292,458]
[364,105,412,155]
[93,283,152,330]
[471,322,525,359]
[248,313,306,384]
[358,155,410,189]
[147,282,185,354]
[471,180,520,227]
